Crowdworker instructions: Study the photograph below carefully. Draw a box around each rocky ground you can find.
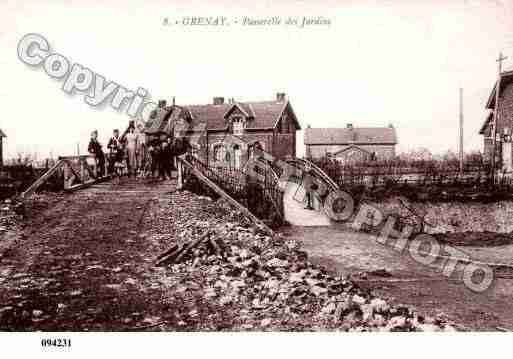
[0,179,457,331]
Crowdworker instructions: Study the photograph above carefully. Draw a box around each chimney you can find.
[158,99,167,108]
[276,92,286,102]
[213,97,224,105]
[172,97,176,106]
[346,123,353,129]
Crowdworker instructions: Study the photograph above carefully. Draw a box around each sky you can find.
[1,0,513,160]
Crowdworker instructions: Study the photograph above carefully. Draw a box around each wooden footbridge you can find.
[20,152,339,228]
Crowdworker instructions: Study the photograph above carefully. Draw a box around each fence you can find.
[311,157,513,201]
[0,163,63,199]
[180,154,284,226]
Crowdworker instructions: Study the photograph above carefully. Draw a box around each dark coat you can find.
[88,139,104,157]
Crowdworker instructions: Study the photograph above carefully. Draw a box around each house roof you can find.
[478,70,513,135]
[145,98,301,133]
[479,112,493,135]
[144,106,173,134]
[0,129,5,138]
[304,126,397,145]
[186,100,299,130]
[485,70,513,109]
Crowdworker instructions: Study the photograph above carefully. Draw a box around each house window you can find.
[232,117,244,136]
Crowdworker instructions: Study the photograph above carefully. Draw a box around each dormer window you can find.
[232,116,244,136]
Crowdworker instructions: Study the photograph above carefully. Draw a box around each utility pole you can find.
[76,142,80,156]
[459,87,464,175]
[491,52,508,184]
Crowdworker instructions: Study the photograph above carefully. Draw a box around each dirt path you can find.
[0,179,179,331]
[283,225,513,331]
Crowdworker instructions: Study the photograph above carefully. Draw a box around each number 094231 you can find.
[41,338,71,348]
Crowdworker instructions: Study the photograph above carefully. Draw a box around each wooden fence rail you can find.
[20,155,109,199]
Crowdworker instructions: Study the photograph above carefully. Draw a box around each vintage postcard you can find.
[0,0,512,356]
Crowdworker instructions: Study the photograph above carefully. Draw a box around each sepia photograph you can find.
[0,0,512,356]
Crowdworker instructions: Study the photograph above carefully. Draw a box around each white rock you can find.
[361,304,374,322]
[32,310,43,317]
[443,325,457,332]
[352,294,366,305]
[321,302,336,314]
[370,298,389,313]
[372,314,386,327]
[417,323,441,332]
[266,258,289,268]
[289,270,306,283]
[310,285,328,296]
[261,318,272,327]
[388,316,406,328]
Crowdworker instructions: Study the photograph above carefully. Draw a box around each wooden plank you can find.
[20,160,64,199]
[179,157,273,235]
[64,175,111,192]
[61,159,84,185]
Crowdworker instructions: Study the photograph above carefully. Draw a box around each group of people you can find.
[87,127,176,180]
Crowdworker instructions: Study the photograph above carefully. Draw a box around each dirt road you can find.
[0,179,182,331]
[283,224,513,331]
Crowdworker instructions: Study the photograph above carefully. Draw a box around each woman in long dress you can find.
[125,127,138,177]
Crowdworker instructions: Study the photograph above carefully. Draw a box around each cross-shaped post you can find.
[491,52,508,184]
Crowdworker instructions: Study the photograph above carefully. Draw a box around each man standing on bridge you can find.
[107,129,124,175]
[88,130,105,177]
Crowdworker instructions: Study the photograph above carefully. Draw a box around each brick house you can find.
[479,70,513,170]
[304,124,397,161]
[145,93,301,168]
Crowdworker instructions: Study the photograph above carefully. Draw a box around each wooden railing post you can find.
[80,158,85,183]
[177,159,183,190]
[63,160,70,190]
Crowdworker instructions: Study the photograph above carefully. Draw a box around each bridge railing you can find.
[20,155,108,199]
[59,155,108,190]
[178,154,284,226]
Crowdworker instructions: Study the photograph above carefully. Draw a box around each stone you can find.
[266,258,289,268]
[289,270,306,283]
[239,249,251,259]
[352,294,366,305]
[361,304,374,322]
[310,285,328,296]
[321,302,336,314]
[442,324,457,332]
[204,287,217,298]
[219,295,233,305]
[369,298,389,314]
[231,280,246,288]
[261,318,272,327]
[388,316,407,329]
[417,323,441,332]
[305,278,321,287]
[372,314,386,327]
[32,310,43,317]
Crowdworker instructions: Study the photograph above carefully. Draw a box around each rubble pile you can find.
[0,198,23,234]
[160,191,457,331]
